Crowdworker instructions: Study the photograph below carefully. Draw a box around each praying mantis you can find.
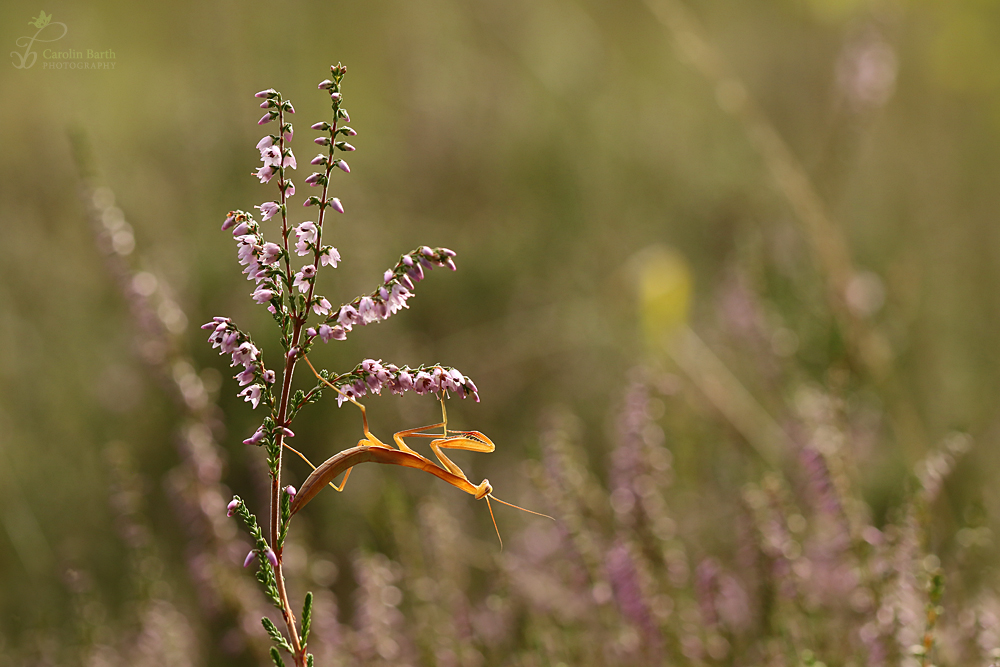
[282,355,552,548]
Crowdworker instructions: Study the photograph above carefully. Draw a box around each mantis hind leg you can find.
[283,442,353,492]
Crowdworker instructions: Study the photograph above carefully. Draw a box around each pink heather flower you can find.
[358,296,378,324]
[286,181,295,197]
[312,297,332,316]
[337,305,360,328]
[260,145,282,167]
[398,370,413,392]
[387,284,411,314]
[310,153,327,165]
[343,127,357,136]
[384,270,393,283]
[256,135,274,151]
[407,263,425,282]
[399,274,415,291]
[293,266,316,293]
[318,324,347,342]
[235,366,256,386]
[265,548,278,568]
[222,212,237,231]
[220,330,240,354]
[444,257,457,271]
[440,247,456,257]
[362,358,383,374]
[311,122,329,131]
[281,427,295,437]
[330,92,342,102]
[374,300,389,320]
[254,165,276,183]
[304,172,324,186]
[282,151,297,169]
[243,427,265,445]
[340,110,351,122]
[252,287,275,304]
[285,486,297,498]
[261,242,282,265]
[236,239,258,265]
[314,136,331,146]
[336,160,350,173]
[227,499,240,517]
[401,255,414,267]
[317,79,334,89]
[420,246,434,257]
[255,88,276,99]
[283,126,293,142]
[329,198,344,214]
[263,369,276,384]
[295,221,317,256]
[232,221,251,237]
[244,550,256,568]
[255,202,280,221]
[413,371,435,395]
[284,103,295,114]
[445,369,465,393]
[258,113,274,125]
[231,342,259,367]
[239,384,262,409]
[319,246,340,267]
[340,142,356,151]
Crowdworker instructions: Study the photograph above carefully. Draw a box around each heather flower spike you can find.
[204,63,541,666]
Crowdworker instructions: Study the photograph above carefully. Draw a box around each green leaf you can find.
[270,646,286,667]
[262,617,294,653]
[301,592,313,643]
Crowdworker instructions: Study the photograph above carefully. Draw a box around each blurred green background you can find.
[2,0,1000,664]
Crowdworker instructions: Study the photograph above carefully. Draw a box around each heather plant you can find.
[206,64,495,667]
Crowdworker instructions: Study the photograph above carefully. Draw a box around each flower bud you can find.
[337,109,351,122]
[222,212,237,231]
[255,88,276,98]
[287,347,299,360]
[330,92,342,102]
[337,142,356,152]
[282,427,295,437]
[445,258,457,271]
[329,198,344,214]
[317,79,334,90]
[311,122,330,131]
[258,113,275,125]
[283,102,295,114]
[440,247,456,257]
[336,160,350,173]
[244,550,256,567]
[341,127,357,136]
[310,154,328,165]
[285,486,297,498]
[314,136,331,146]
[227,499,240,517]
[265,548,278,568]
[384,269,394,283]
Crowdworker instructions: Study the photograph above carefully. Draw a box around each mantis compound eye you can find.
[475,480,493,500]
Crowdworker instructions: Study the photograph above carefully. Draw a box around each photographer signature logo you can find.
[12,11,68,69]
